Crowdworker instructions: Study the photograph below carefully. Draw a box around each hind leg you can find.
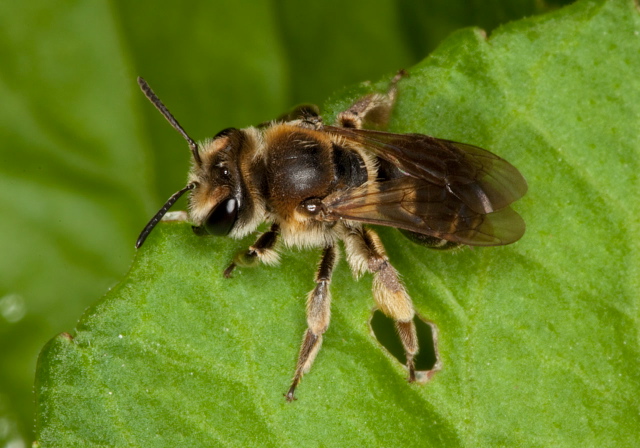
[343,225,418,381]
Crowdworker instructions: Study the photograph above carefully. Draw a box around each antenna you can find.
[137,77,202,165]
[136,183,197,248]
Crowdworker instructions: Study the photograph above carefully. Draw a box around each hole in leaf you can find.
[369,309,440,383]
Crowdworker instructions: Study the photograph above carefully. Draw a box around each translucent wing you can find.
[325,126,527,215]
[323,178,525,246]
[321,127,527,246]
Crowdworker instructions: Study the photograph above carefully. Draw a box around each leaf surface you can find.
[34,0,640,446]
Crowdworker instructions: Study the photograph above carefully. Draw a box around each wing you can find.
[324,126,528,215]
[322,178,525,246]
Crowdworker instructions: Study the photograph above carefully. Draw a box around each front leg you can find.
[286,245,338,401]
[223,223,280,278]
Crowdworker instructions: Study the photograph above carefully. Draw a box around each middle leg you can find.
[336,69,406,130]
[286,245,338,401]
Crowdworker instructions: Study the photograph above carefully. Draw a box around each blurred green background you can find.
[0,0,569,445]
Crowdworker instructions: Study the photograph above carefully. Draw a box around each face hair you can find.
[135,182,197,248]
[137,77,202,166]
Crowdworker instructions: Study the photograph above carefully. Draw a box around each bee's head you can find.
[135,78,249,248]
[187,128,248,238]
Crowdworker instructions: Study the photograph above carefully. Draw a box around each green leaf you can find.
[1,0,554,444]
[34,0,640,445]
[0,1,156,443]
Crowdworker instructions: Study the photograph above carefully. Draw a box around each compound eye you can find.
[204,197,238,235]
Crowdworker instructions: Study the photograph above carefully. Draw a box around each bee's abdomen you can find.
[332,144,368,190]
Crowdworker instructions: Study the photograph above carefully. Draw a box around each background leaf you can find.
[0,0,554,444]
[29,0,640,446]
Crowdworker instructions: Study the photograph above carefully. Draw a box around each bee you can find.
[135,72,527,401]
